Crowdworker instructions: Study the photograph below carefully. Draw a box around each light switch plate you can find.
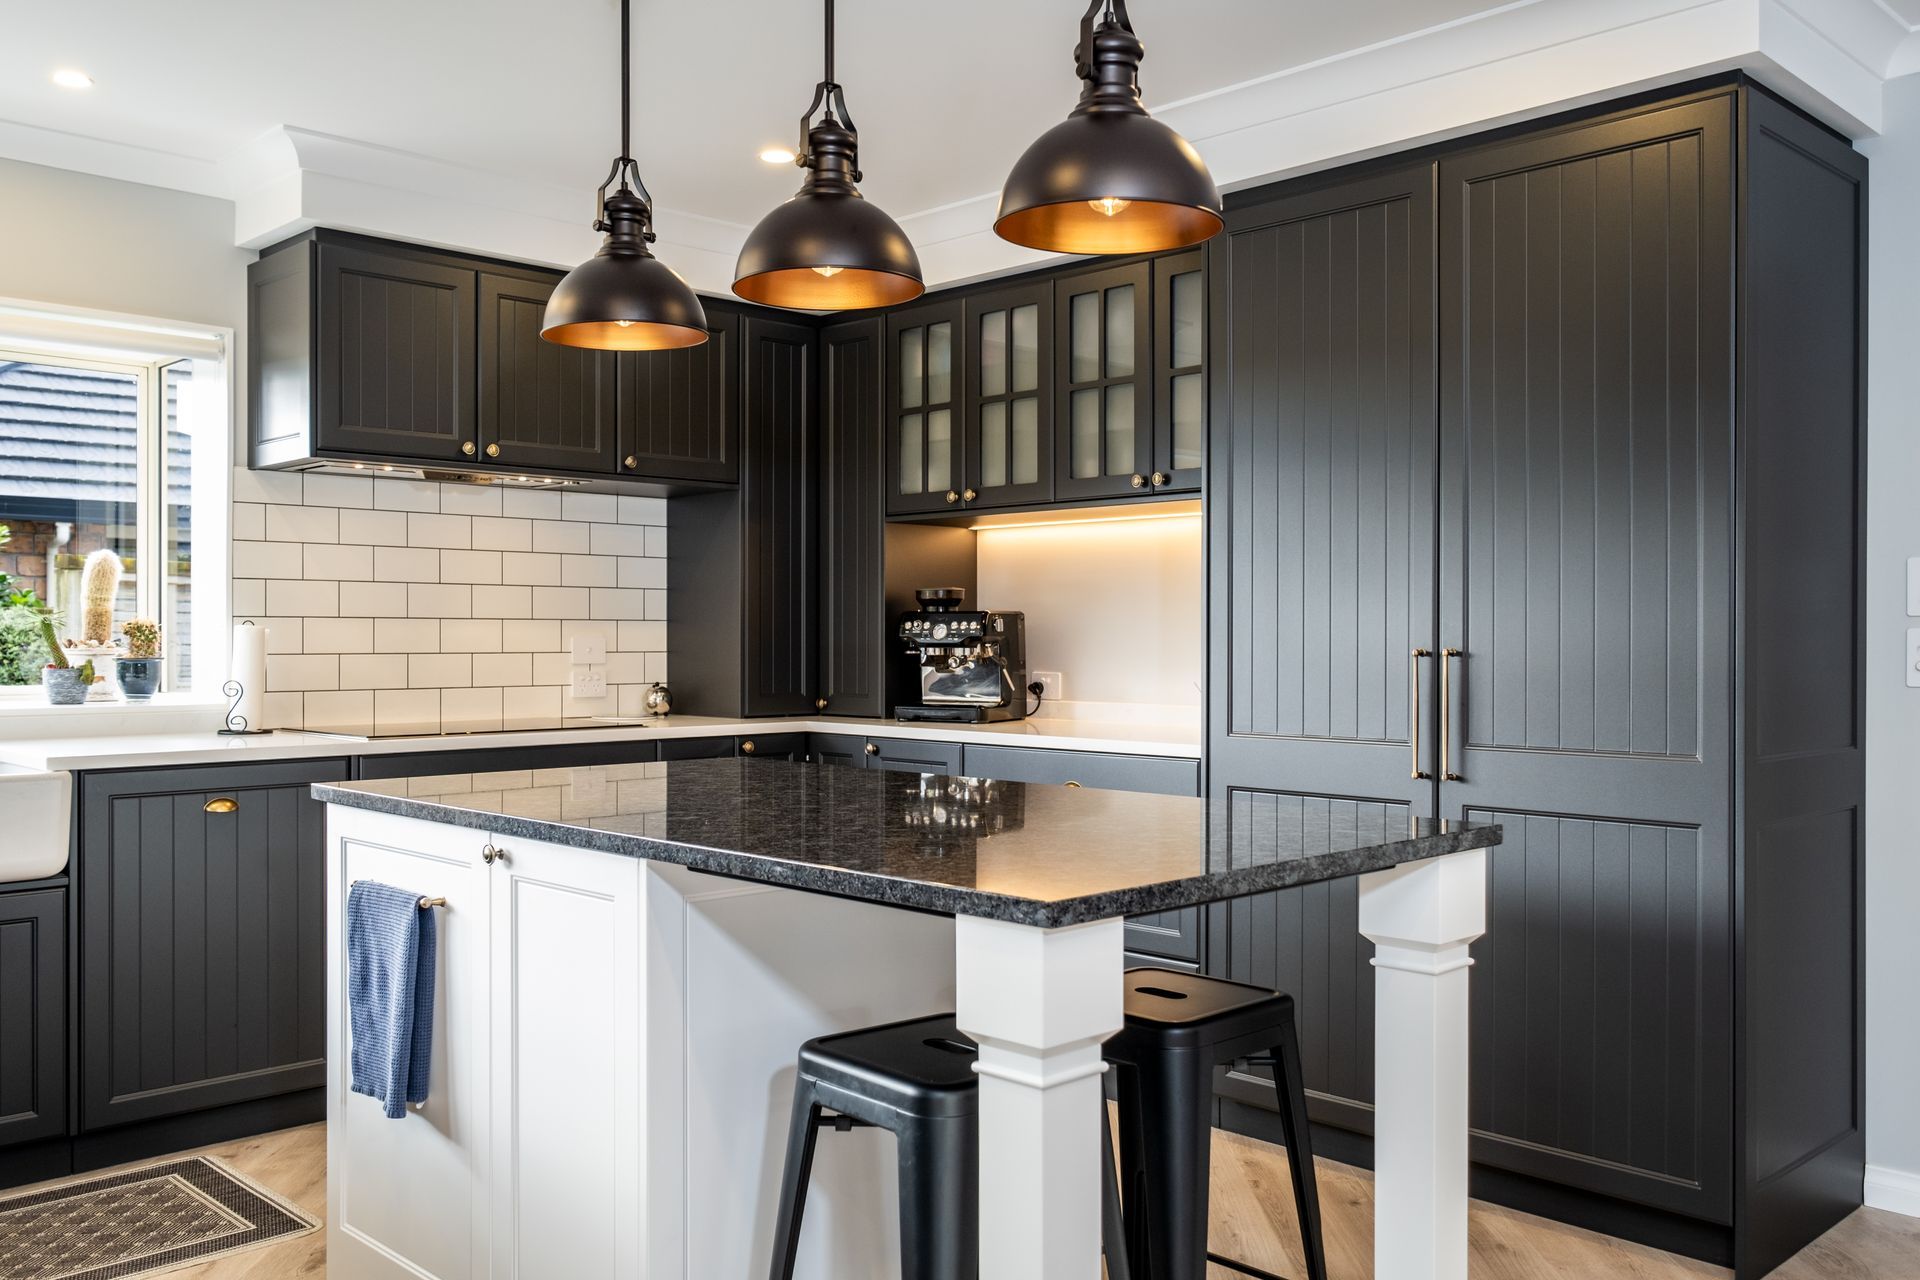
[1908,558,1920,617]
[1908,629,1920,689]
[570,635,607,664]
[571,669,608,698]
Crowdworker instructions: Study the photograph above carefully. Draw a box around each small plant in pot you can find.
[118,617,162,701]
[38,615,96,706]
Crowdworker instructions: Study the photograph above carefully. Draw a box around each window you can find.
[0,346,225,698]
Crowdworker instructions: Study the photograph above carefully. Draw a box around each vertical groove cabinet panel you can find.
[617,309,740,483]
[818,317,886,717]
[1055,260,1154,500]
[315,241,476,461]
[478,271,617,474]
[0,889,66,1149]
[1206,163,1439,812]
[1151,249,1207,494]
[885,299,965,514]
[742,317,819,715]
[79,760,348,1131]
[963,281,1054,508]
[1437,97,1737,1221]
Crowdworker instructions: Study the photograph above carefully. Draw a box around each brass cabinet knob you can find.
[815,697,828,711]
[204,797,238,814]
[1130,473,1147,489]
[485,442,500,458]
[945,490,960,504]
[461,441,476,456]
[1151,471,1169,486]
[963,487,978,502]
[482,842,506,865]
[864,742,880,756]
[624,455,638,469]
[742,740,756,754]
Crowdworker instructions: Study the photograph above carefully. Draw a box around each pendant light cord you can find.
[621,0,632,164]
[823,0,834,87]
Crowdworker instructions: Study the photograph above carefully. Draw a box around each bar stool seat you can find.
[1106,969,1328,1280]
[769,1012,1131,1280]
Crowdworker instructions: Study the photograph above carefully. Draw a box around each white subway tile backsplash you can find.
[303,543,374,581]
[239,472,670,733]
[532,520,590,554]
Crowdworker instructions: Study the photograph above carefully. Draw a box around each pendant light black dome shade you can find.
[733,0,923,310]
[542,0,708,351]
[995,0,1222,255]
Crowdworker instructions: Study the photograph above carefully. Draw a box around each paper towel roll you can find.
[227,623,267,732]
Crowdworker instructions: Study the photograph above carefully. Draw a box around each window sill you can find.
[0,693,230,739]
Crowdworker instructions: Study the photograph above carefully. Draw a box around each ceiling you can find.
[0,0,1504,232]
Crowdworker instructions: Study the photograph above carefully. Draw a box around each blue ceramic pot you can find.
[117,656,161,700]
[42,666,88,705]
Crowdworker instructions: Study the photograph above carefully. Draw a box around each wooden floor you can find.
[10,1120,1916,1278]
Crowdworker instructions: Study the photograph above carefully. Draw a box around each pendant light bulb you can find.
[542,0,708,351]
[732,0,924,310]
[996,0,1222,254]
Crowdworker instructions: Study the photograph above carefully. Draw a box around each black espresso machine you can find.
[895,588,1029,723]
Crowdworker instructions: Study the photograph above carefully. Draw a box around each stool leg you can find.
[1100,1100,1132,1280]
[897,1112,977,1280]
[768,1087,823,1280]
[1270,1017,1329,1280]
[1129,1050,1215,1280]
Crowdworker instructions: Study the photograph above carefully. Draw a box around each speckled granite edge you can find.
[313,782,1502,928]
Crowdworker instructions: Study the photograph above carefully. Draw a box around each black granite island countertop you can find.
[314,759,1500,927]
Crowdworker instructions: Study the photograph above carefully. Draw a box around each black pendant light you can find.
[732,0,923,310]
[542,0,708,351]
[995,0,1222,255]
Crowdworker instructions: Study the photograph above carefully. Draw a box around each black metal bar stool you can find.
[768,1012,1131,1280]
[1105,969,1328,1280]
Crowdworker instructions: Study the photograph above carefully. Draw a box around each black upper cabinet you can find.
[818,317,887,717]
[312,238,477,463]
[1151,250,1206,493]
[1055,260,1153,500]
[885,298,965,514]
[478,270,618,474]
[617,308,740,484]
[962,281,1054,508]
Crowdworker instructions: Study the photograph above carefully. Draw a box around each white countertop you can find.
[0,713,1201,772]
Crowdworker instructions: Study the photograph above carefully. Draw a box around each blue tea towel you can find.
[347,880,438,1119]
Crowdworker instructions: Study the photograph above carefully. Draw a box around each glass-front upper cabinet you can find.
[1054,261,1152,501]
[963,281,1053,508]
[885,299,963,514]
[1152,250,1205,493]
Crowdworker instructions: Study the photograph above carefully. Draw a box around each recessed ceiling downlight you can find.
[758,147,796,165]
[51,69,94,90]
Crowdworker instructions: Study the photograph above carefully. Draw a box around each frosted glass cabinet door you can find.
[964,281,1054,507]
[1054,261,1152,500]
[1152,249,1206,493]
[886,299,965,514]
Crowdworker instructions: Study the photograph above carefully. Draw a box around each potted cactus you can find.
[118,616,162,700]
[38,614,95,705]
[70,549,123,700]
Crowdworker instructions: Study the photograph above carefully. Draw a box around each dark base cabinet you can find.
[0,889,66,1151]
[1204,79,1864,1276]
[77,760,348,1133]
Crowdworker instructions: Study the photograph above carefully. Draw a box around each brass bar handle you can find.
[1409,649,1432,780]
[1441,647,1464,782]
[204,797,238,814]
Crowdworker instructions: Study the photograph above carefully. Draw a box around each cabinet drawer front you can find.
[0,888,67,1149]
[870,739,962,775]
[79,761,348,1130]
[959,745,1198,796]
[357,740,661,779]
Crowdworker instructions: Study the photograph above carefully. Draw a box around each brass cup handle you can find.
[461,441,476,456]
[481,843,506,865]
[1151,471,1169,486]
[1409,649,1432,780]
[1129,473,1147,489]
[1441,647,1464,781]
[204,797,238,814]
[741,740,756,754]
[1064,780,1082,788]
[945,490,960,504]
[484,442,500,458]
[864,742,880,756]
[963,488,977,502]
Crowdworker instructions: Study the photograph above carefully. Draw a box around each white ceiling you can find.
[0,0,1502,230]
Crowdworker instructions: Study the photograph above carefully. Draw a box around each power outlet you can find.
[1031,671,1064,701]
[571,668,608,699]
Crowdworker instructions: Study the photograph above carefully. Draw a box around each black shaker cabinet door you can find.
[741,316,820,716]
[478,271,618,474]
[0,888,66,1150]
[315,240,476,461]
[617,308,740,484]
[78,759,349,1132]
[1438,97,1736,1221]
[818,317,887,717]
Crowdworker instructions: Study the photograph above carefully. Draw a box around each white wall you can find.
[1859,73,1920,1214]
[973,514,1203,716]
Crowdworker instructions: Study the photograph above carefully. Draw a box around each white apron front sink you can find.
[0,765,72,882]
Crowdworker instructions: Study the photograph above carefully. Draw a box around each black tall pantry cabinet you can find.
[1204,83,1864,1277]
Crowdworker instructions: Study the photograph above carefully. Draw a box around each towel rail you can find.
[350,880,447,911]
